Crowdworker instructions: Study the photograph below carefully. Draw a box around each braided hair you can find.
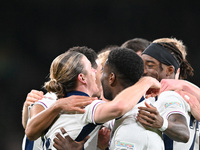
[154,40,193,79]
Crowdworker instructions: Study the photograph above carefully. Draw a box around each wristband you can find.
[159,117,168,132]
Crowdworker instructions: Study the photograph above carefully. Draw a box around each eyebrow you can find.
[145,60,156,64]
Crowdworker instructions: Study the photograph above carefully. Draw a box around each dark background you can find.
[1,0,200,149]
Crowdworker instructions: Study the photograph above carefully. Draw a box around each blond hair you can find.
[152,38,193,79]
[44,51,86,98]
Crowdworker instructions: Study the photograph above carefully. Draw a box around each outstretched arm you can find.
[53,128,89,150]
[137,102,189,142]
[161,79,200,121]
[160,79,200,102]
[25,96,96,140]
[94,77,160,123]
[176,90,200,121]
[22,90,44,129]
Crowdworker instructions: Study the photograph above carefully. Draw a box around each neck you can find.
[112,85,126,99]
[75,84,92,97]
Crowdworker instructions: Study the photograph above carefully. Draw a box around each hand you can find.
[57,96,98,114]
[145,88,160,98]
[143,77,160,98]
[161,79,200,102]
[137,102,163,129]
[53,127,89,150]
[160,79,183,93]
[97,127,111,150]
[24,90,44,107]
[176,90,200,121]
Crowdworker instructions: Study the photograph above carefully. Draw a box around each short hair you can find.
[69,46,98,69]
[152,38,193,79]
[106,47,144,87]
[44,51,86,98]
[97,45,119,67]
[121,38,151,52]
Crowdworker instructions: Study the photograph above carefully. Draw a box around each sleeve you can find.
[199,123,200,136]
[80,100,105,124]
[103,119,115,130]
[154,91,189,119]
[33,92,57,109]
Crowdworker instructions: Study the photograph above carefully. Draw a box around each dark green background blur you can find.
[1,0,200,149]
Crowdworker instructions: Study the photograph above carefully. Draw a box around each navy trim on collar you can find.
[138,96,145,103]
[66,91,89,97]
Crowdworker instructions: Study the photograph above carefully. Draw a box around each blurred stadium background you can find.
[1,0,200,149]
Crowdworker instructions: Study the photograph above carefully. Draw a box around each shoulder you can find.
[34,92,57,109]
[156,91,190,117]
[159,91,182,99]
[85,99,105,110]
[158,91,187,106]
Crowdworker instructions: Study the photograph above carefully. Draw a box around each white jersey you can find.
[34,92,57,109]
[22,92,57,150]
[110,97,164,150]
[43,91,105,150]
[154,91,199,150]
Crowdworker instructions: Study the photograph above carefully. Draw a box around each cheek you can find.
[101,73,105,83]
[96,75,101,88]
[96,72,101,81]
[147,69,159,79]
[158,71,167,81]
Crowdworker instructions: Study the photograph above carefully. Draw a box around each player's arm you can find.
[160,79,200,102]
[137,101,189,142]
[94,77,160,123]
[22,90,44,129]
[164,114,189,142]
[161,79,200,121]
[176,90,200,121]
[25,96,96,140]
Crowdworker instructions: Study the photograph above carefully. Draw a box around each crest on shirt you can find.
[115,140,135,149]
[164,102,182,108]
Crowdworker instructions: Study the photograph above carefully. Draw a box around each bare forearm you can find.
[22,90,44,129]
[25,104,61,140]
[22,103,29,129]
[164,114,189,142]
[114,77,156,113]
[164,122,189,142]
[183,81,200,102]
[95,77,160,123]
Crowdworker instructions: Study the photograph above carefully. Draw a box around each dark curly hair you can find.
[107,47,144,88]
[121,38,151,52]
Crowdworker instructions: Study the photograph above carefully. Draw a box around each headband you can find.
[142,43,179,72]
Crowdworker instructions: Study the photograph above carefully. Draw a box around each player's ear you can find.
[166,65,175,77]
[109,72,116,86]
[78,73,86,84]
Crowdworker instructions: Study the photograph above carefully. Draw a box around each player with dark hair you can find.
[121,38,151,56]
[25,47,160,150]
[137,38,198,150]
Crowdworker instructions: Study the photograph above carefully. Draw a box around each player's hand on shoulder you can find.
[24,90,44,107]
[57,96,97,114]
